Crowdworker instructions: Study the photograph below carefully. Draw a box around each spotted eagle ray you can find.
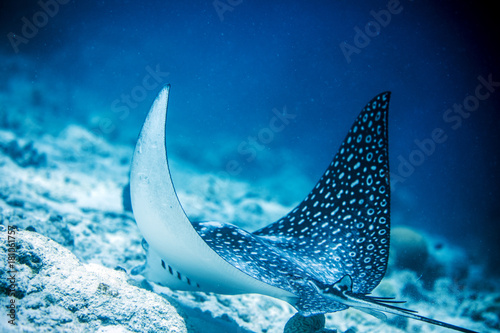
[130,85,478,333]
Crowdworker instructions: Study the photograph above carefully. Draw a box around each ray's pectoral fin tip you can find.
[130,88,479,333]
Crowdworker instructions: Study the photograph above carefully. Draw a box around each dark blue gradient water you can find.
[1,0,499,271]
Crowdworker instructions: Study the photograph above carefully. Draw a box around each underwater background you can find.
[1,0,499,332]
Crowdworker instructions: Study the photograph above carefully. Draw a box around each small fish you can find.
[130,85,478,333]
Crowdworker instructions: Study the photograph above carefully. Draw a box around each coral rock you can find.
[0,229,187,333]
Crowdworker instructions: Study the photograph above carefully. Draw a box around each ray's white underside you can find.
[130,85,295,300]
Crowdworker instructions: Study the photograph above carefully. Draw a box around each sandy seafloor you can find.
[1,57,500,333]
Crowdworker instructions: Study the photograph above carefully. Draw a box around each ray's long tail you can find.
[345,292,480,333]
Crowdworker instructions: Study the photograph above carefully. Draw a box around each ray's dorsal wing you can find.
[254,92,391,294]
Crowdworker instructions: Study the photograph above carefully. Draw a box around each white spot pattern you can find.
[193,92,392,316]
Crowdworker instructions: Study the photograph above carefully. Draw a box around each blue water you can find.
[1,0,499,270]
